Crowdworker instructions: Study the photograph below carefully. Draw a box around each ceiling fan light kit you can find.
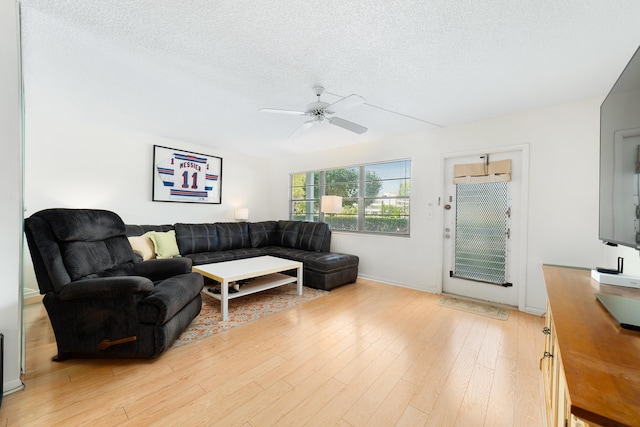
[260,86,368,137]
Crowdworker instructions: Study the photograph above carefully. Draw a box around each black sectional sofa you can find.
[126,220,359,291]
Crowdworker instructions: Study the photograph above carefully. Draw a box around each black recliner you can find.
[24,208,203,360]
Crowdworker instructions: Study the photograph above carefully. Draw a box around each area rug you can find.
[171,283,328,348]
[436,295,509,320]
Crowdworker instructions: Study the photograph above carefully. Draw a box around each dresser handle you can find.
[542,327,551,335]
[539,351,554,370]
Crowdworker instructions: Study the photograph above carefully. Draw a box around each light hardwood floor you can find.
[2,279,546,426]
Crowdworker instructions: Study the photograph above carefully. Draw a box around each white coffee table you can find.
[192,256,303,321]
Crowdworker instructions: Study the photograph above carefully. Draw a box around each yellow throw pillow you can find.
[145,230,180,259]
[128,235,156,261]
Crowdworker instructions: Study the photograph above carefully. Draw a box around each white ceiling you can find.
[19,0,640,157]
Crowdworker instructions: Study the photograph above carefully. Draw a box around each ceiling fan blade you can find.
[290,120,315,138]
[260,108,307,115]
[327,94,365,113]
[328,117,368,134]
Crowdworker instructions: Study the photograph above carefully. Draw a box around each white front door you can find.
[442,148,524,307]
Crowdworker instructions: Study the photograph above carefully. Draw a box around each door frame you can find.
[438,144,530,311]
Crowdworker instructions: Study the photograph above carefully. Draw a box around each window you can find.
[291,171,321,222]
[290,159,411,235]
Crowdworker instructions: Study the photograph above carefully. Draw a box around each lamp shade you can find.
[321,195,342,214]
[234,208,249,221]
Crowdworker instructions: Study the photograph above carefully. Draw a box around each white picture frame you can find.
[152,145,222,204]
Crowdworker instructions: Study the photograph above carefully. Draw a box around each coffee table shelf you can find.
[203,272,297,300]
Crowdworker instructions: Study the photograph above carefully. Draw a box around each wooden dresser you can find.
[542,265,640,427]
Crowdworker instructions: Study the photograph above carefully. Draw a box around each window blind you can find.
[453,159,511,184]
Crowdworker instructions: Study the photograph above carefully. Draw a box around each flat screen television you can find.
[600,44,640,249]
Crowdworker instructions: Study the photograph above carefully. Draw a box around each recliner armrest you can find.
[139,272,203,326]
[132,257,193,282]
[57,276,154,301]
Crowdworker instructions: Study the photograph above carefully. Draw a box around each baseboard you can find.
[23,288,39,300]
[356,274,439,293]
[3,379,24,396]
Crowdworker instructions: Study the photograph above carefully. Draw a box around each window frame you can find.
[289,159,411,236]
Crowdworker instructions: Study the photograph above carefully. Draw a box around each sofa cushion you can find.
[145,230,180,259]
[227,248,267,260]
[185,251,237,265]
[296,222,330,252]
[175,223,219,255]
[215,222,252,250]
[267,247,358,272]
[249,221,278,248]
[60,236,135,281]
[276,221,301,248]
[128,235,156,261]
[125,224,174,237]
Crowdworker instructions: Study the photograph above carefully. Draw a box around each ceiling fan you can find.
[260,86,368,137]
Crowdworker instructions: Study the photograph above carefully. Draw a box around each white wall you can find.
[270,97,604,314]
[22,112,273,291]
[1,0,25,395]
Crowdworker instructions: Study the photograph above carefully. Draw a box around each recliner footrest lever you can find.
[97,336,137,350]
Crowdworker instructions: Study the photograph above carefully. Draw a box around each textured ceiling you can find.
[19,0,640,157]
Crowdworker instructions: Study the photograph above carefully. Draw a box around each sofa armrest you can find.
[133,258,193,282]
[57,276,154,301]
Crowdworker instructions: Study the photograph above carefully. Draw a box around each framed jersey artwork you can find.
[152,145,222,204]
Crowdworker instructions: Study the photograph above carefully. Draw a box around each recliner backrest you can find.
[25,209,135,293]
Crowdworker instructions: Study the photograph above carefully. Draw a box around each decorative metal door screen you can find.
[453,181,510,285]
